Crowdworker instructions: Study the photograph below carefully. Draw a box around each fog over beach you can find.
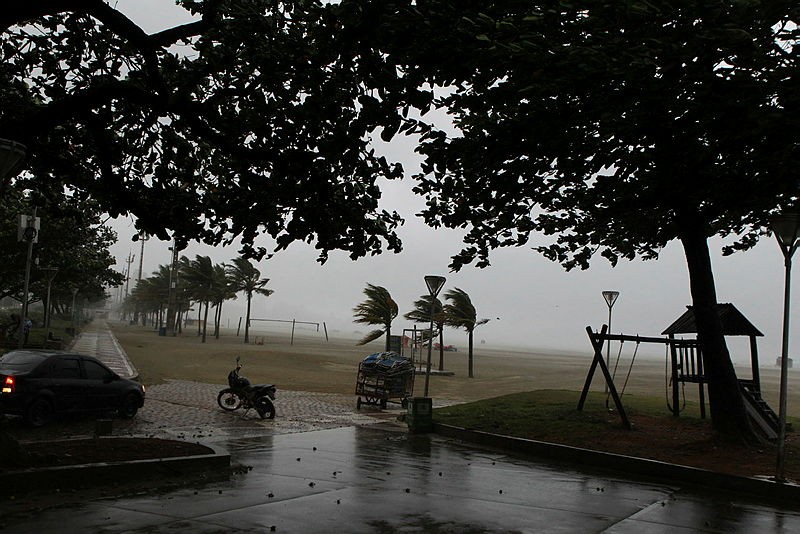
[107,0,799,379]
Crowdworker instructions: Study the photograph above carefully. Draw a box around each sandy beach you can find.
[110,322,800,418]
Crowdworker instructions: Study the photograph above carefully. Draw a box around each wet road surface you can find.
[4,425,800,533]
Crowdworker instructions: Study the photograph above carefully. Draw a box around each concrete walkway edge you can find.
[434,423,800,505]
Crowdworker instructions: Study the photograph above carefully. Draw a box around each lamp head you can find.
[771,213,800,256]
[424,275,446,297]
[602,290,620,308]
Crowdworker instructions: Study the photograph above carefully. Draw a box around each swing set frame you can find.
[577,325,700,429]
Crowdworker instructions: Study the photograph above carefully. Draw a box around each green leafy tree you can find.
[1,1,403,262]
[404,295,446,370]
[226,257,274,344]
[344,0,799,441]
[0,189,124,307]
[353,284,398,351]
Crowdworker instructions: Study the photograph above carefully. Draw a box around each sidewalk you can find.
[9,320,795,532]
[68,319,138,379]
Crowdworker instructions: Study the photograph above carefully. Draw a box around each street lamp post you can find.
[602,291,620,392]
[17,209,39,349]
[423,275,446,397]
[770,213,800,482]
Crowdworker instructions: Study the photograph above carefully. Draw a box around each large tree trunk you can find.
[678,216,754,442]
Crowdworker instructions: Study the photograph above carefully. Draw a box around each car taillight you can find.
[1,376,14,394]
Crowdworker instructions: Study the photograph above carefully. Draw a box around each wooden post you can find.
[750,335,761,393]
[578,325,632,430]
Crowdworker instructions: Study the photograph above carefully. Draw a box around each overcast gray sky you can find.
[108,1,795,366]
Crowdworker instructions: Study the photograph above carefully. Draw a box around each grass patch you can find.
[434,390,800,480]
[434,389,700,439]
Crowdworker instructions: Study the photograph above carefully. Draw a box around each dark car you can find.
[0,350,145,427]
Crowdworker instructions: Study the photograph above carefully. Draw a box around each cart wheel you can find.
[380,399,387,410]
[401,397,408,409]
[356,397,362,410]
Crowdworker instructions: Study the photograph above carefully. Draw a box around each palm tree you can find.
[353,284,398,351]
[443,288,489,378]
[181,255,215,342]
[226,257,274,343]
[404,295,446,370]
[210,263,236,339]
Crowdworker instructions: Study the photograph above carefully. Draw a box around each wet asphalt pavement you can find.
[3,321,800,532]
[5,425,800,533]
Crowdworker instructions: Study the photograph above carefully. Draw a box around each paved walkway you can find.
[55,319,401,442]
[3,320,799,532]
[68,319,138,379]
[6,426,800,533]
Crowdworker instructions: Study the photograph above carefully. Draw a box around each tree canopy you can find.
[1,0,404,261]
[340,0,800,439]
[0,189,123,306]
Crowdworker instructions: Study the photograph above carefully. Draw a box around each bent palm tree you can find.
[227,257,274,343]
[404,295,446,370]
[353,284,398,351]
[443,288,489,378]
[181,255,215,343]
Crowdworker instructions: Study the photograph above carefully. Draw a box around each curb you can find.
[0,441,230,496]
[433,423,800,505]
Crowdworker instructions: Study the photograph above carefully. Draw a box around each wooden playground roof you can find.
[661,303,763,337]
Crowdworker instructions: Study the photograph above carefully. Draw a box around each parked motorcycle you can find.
[217,357,276,419]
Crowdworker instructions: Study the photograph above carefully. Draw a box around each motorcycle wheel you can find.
[217,389,242,411]
[256,397,276,419]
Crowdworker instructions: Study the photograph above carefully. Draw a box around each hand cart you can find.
[355,351,415,410]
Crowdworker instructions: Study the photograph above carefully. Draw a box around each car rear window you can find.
[0,351,49,372]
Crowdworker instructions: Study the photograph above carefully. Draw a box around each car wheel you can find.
[25,397,53,427]
[119,393,141,419]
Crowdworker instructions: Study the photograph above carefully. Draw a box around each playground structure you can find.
[401,327,429,370]
[578,304,779,440]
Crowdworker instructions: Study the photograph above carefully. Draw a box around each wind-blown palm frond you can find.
[353,284,398,350]
[443,288,489,378]
[226,256,274,343]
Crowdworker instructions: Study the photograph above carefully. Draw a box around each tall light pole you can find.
[770,213,800,482]
[602,290,620,391]
[17,209,39,349]
[165,238,181,335]
[423,275,446,397]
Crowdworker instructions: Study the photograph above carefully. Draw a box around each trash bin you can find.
[406,397,433,433]
[158,327,167,336]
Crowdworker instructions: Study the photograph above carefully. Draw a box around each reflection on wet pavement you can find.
[4,425,800,533]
